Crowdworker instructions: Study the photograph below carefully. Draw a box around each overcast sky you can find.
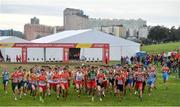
[0,0,179,32]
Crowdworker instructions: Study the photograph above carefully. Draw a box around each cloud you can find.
[0,4,65,16]
[0,0,179,31]
[0,14,63,31]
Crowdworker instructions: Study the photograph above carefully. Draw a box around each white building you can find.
[138,26,149,38]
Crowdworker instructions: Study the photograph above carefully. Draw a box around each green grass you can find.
[0,63,180,106]
[141,42,180,54]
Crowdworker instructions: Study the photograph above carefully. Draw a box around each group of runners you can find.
[1,61,171,103]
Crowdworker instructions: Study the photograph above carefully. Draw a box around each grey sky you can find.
[0,0,180,32]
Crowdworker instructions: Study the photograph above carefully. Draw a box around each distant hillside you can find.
[141,42,180,54]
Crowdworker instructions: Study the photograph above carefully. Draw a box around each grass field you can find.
[0,63,180,106]
[141,42,180,54]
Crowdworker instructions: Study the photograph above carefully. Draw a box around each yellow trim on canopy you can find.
[76,43,92,48]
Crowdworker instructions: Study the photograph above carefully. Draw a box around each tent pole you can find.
[63,48,69,63]
[44,48,46,62]
[22,47,27,64]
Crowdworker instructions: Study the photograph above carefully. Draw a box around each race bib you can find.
[53,79,59,83]
[118,80,123,85]
[76,76,83,81]
[39,81,46,86]
[98,78,103,83]
[13,77,18,83]
[61,78,67,83]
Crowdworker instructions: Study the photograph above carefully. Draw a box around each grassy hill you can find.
[141,42,180,54]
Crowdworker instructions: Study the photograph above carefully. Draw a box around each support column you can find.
[63,48,69,63]
[22,47,27,64]
[44,48,46,62]
[102,46,110,64]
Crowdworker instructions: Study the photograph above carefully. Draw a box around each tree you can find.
[175,27,180,40]
[169,26,176,41]
[148,26,170,42]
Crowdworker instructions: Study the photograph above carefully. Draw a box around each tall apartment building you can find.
[24,24,53,40]
[64,8,89,30]
[138,26,149,38]
[63,8,148,38]
[24,17,54,40]
[31,17,39,24]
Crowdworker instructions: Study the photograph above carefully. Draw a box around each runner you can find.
[10,68,19,101]
[28,67,37,100]
[1,66,9,94]
[74,67,84,97]
[134,67,145,101]
[87,66,97,101]
[162,64,170,89]
[17,66,25,100]
[108,67,115,94]
[147,66,156,96]
[122,67,128,96]
[51,68,61,100]
[96,69,106,101]
[60,67,70,99]
[126,67,134,96]
[102,66,108,96]
[22,68,29,96]
[114,70,125,101]
[46,67,53,96]
[82,65,88,93]
[38,69,47,103]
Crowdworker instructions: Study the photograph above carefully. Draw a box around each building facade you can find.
[31,17,39,24]
[138,26,149,38]
[64,8,89,30]
[24,24,53,40]
[24,17,64,40]
[63,8,149,39]
[0,29,23,38]
[93,25,126,38]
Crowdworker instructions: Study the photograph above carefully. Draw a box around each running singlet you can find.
[162,66,170,80]
[12,72,19,83]
[60,72,69,83]
[18,71,24,82]
[52,73,60,83]
[38,75,46,86]
[29,73,36,84]
[2,71,9,80]
[75,72,83,81]
[148,72,156,79]
[162,67,169,73]
[24,72,29,81]
[136,73,145,82]
[116,75,124,85]
[128,71,133,80]
[123,71,128,79]
[102,70,108,75]
[97,74,105,84]
[108,70,114,79]
[88,71,96,80]
[47,72,53,80]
